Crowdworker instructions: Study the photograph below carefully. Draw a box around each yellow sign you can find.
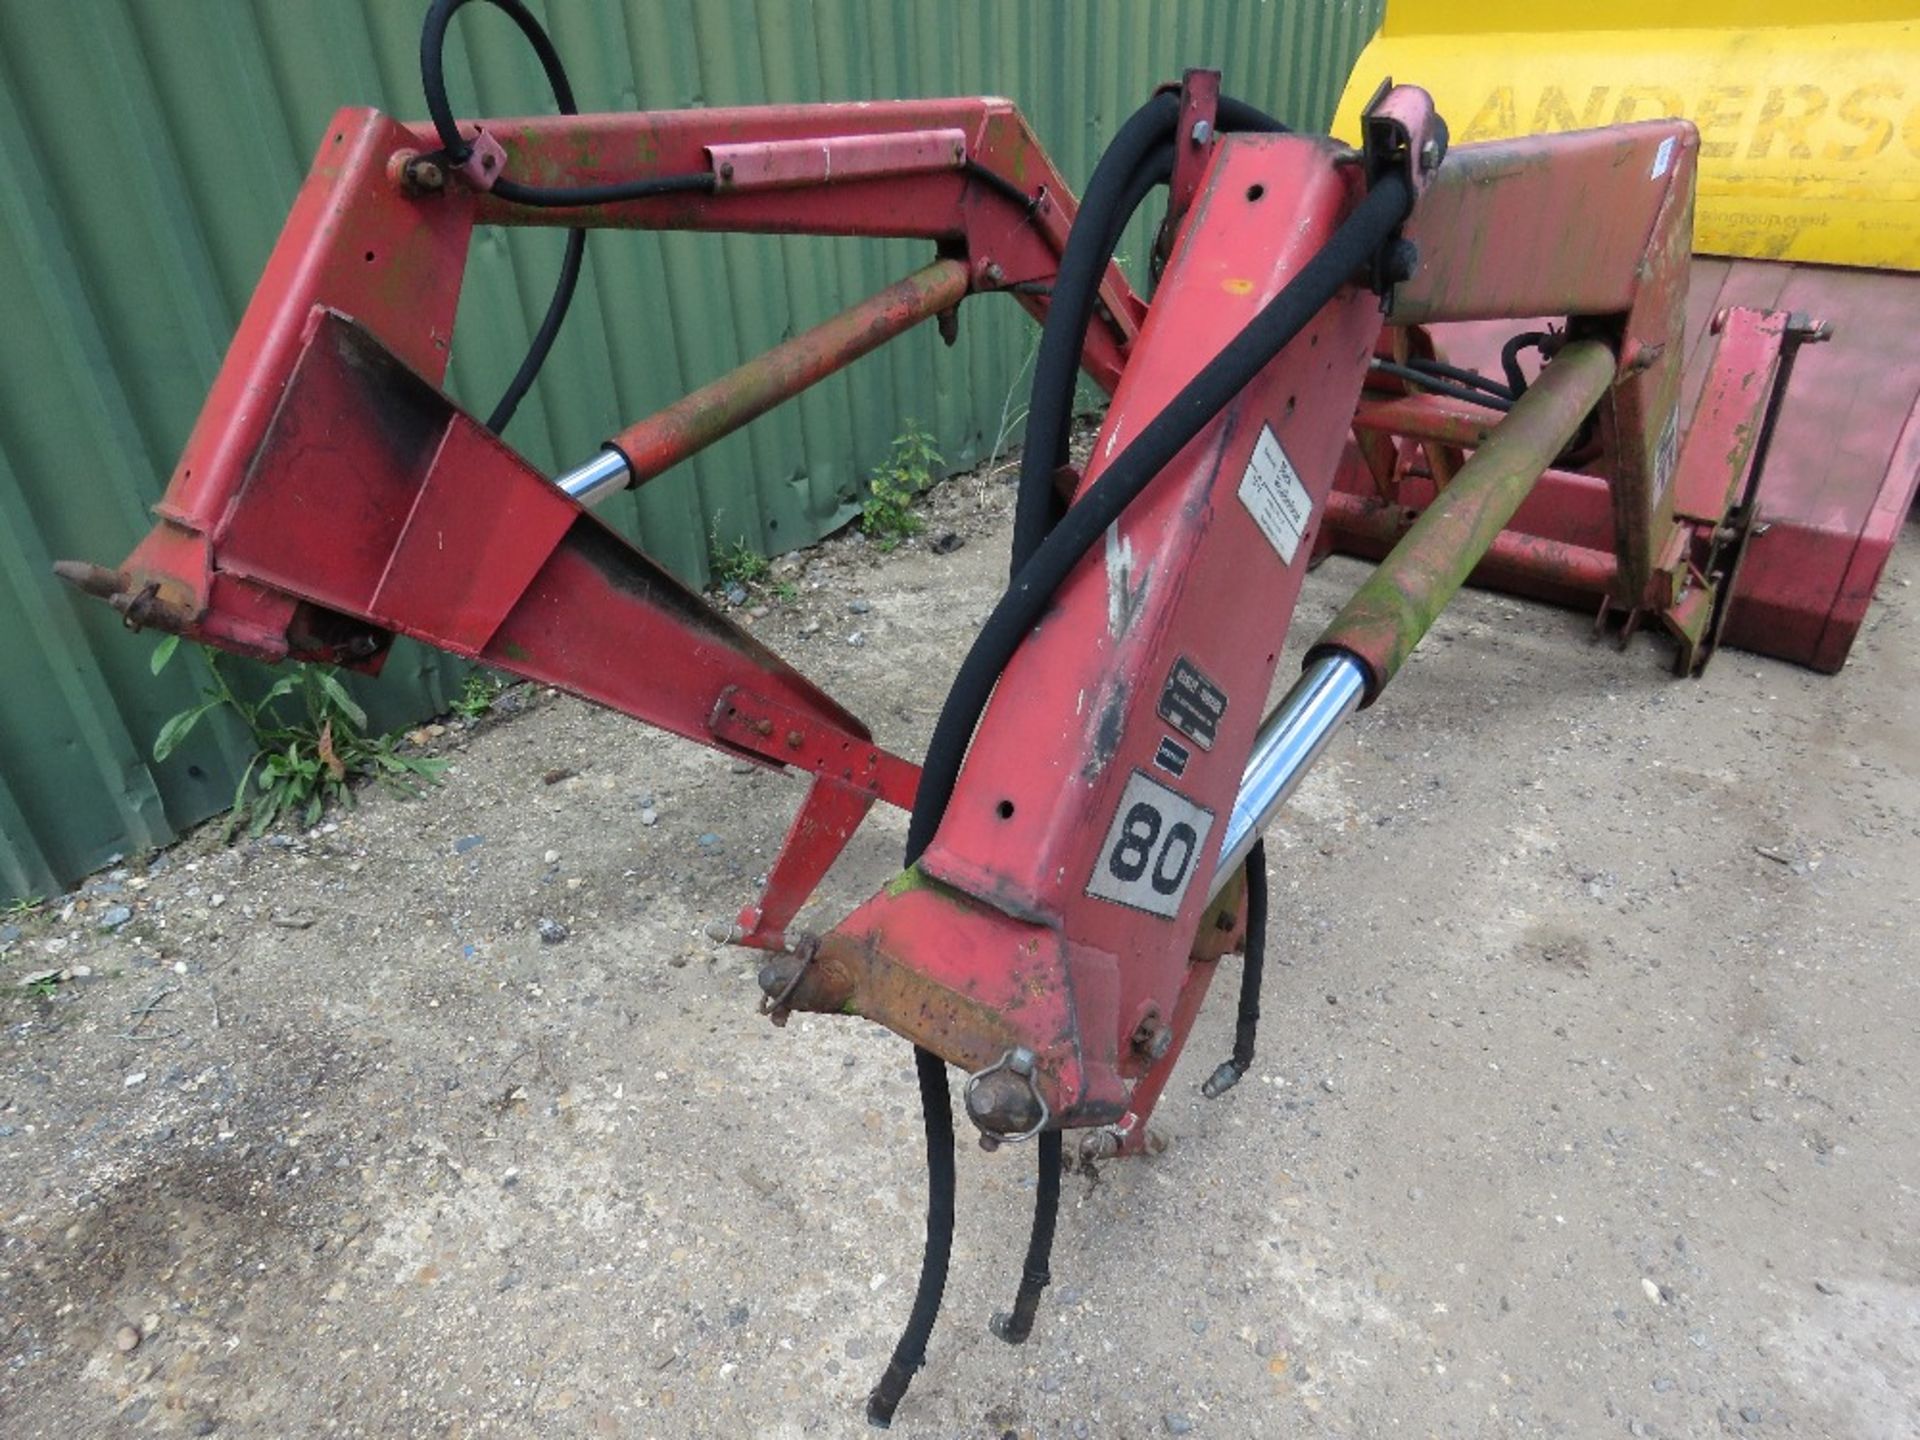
[1333,6,1920,271]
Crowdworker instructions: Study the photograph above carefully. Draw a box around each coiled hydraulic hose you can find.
[1009,94,1287,572]
[418,0,718,433]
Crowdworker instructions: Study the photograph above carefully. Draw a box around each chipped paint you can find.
[1105,522,1150,639]
[1083,682,1130,780]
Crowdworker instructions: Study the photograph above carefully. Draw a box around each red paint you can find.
[1332,253,1920,673]
[707,128,967,191]
[56,83,1915,1159]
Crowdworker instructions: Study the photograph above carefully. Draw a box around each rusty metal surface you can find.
[1388,121,1699,608]
[442,98,1145,390]
[1324,490,1619,607]
[1688,260,1920,671]
[1344,256,1920,673]
[707,127,968,191]
[803,131,1390,1130]
[1,0,1382,901]
[1312,339,1617,701]
[761,867,1131,1132]
[708,686,919,811]
[609,260,971,487]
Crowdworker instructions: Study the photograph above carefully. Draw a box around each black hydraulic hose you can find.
[421,0,715,205]
[1500,330,1554,400]
[484,233,585,433]
[990,1130,1063,1345]
[1402,355,1513,401]
[1202,839,1268,1098]
[1009,91,1181,571]
[1369,359,1514,413]
[1216,96,1291,133]
[1010,94,1291,572]
[421,0,576,155]
[492,171,717,206]
[865,1043,957,1428]
[964,159,1041,215]
[1110,143,1176,251]
[419,0,580,432]
[909,170,1415,864]
[418,0,714,430]
[875,85,1298,1426]
[1013,142,1176,541]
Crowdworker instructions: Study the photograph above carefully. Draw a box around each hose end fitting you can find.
[1201,1061,1245,1100]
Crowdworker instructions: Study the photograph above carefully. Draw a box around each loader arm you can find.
[59,13,1893,1416]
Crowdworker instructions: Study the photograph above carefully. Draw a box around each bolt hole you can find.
[1245,183,1265,202]
[1285,395,1296,416]
[364,250,376,263]
[996,800,1016,820]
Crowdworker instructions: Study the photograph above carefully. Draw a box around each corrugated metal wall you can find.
[0,0,1384,902]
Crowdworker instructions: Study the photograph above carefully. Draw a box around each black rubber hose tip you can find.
[866,1360,916,1429]
[990,1282,1052,1351]
[1201,1060,1245,1099]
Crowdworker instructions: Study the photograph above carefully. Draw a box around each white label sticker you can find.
[1237,424,1314,564]
[1086,770,1216,919]
[1651,136,1675,180]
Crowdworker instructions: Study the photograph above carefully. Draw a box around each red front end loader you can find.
[56,0,1916,1423]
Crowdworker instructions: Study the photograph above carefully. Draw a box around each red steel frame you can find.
[65,83,1810,1152]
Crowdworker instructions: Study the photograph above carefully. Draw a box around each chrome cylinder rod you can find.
[1208,650,1367,900]
[556,447,631,506]
[554,257,970,510]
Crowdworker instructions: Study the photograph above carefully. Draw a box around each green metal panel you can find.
[0,0,1383,901]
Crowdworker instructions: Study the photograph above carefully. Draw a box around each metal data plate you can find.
[1085,770,1216,919]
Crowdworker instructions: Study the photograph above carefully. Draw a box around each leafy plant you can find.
[711,535,770,590]
[150,636,446,839]
[451,670,505,720]
[3,896,43,920]
[862,421,943,549]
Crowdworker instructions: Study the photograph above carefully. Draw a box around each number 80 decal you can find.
[1085,770,1217,918]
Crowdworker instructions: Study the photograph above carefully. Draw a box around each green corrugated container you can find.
[0,0,1383,902]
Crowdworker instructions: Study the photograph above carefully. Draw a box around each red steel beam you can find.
[1325,490,1618,604]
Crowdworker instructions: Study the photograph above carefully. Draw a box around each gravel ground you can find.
[2,467,1916,1440]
